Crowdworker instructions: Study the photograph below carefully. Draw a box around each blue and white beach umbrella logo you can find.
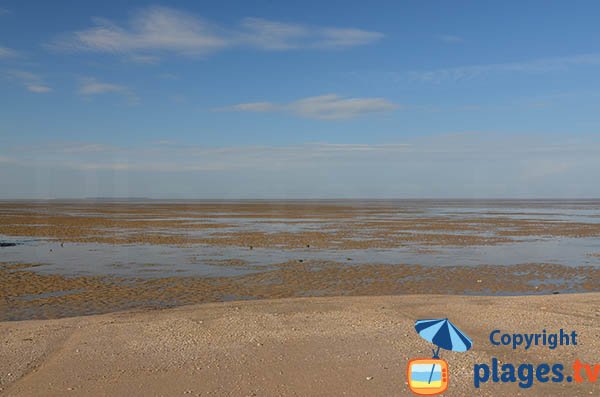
[415,318,473,357]
[407,318,473,395]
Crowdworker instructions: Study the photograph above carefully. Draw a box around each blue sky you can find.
[1,1,600,198]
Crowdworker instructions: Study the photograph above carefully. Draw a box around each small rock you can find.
[366,376,373,381]
[476,279,482,283]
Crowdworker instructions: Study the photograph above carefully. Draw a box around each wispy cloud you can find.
[222,101,278,112]
[56,143,117,154]
[437,35,463,44]
[409,53,600,83]
[5,70,51,93]
[79,77,138,104]
[0,46,17,58]
[239,17,308,50]
[3,135,600,198]
[317,28,383,48]
[48,6,383,60]
[0,142,413,172]
[126,54,160,64]
[158,73,178,80]
[217,94,398,120]
[0,7,9,16]
[1,136,597,176]
[239,18,383,50]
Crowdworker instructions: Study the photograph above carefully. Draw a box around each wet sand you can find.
[2,200,600,320]
[3,200,600,247]
[2,294,600,396]
[3,261,600,321]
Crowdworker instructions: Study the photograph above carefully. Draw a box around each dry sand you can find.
[2,294,600,396]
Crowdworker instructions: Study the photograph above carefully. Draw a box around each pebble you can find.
[366,376,373,381]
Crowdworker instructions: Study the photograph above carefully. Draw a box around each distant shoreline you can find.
[2,198,600,203]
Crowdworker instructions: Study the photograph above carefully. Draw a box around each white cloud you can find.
[290,94,398,119]
[0,8,9,16]
[0,46,17,58]
[49,6,383,59]
[409,53,600,83]
[239,18,382,50]
[217,94,398,120]
[26,84,52,93]
[126,54,160,64]
[79,77,138,104]
[438,35,463,44]
[58,7,228,55]
[239,17,308,50]
[219,101,278,112]
[317,28,384,48]
[5,70,51,93]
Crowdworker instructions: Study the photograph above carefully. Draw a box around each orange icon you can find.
[407,358,449,395]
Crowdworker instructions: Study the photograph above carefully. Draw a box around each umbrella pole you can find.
[427,346,441,384]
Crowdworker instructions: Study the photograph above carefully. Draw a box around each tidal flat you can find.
[2,199,600,320]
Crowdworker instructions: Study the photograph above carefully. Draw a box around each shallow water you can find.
[2,199,600,278]
[1,234,600,278]
[3,200,600,319]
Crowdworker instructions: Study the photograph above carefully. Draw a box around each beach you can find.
[2,200,600,395]
[2,294,600,396]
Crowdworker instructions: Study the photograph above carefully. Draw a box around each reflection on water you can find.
[1,235,600,278]
[1,199,600,279]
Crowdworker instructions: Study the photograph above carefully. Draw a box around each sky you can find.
[1,0,600,198]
